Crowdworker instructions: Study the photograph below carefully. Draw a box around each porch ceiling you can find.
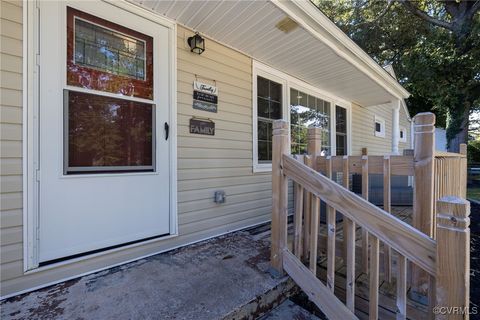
[135,0,408,107]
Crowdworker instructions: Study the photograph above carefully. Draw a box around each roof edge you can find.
[272,0,410,100]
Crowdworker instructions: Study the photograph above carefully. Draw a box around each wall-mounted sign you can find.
[190,118,215,136]
[194,90,218,104]
[194,81,218,95]
[193,100,217,113]
[193,81,218,113]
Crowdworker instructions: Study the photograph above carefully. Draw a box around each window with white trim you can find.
[400,126,407,142]
[374,115,386,138]
[257,76,283,163]
[252,62,351,171]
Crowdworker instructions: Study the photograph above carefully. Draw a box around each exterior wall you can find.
[176,25,272,236]
[351,102,411,156]
[1,0,24,296]
[351,102,393,155]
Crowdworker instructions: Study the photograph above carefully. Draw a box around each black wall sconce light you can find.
[187,32,205,55]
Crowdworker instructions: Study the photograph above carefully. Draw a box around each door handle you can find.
[164,122,169,140]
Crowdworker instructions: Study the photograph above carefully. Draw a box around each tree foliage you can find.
[314,0,480,152]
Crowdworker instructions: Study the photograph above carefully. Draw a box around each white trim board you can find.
[23,0,178,271]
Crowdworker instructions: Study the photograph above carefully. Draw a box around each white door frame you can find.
[23,0,178,271]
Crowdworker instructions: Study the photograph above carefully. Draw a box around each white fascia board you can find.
[271,0,410,100]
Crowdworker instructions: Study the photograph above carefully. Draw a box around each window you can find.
[374,115,386,138]
[400,127,407,142]
[290,88,331,155]
[65,91,154,173]
[74,19,146,80]
[67,7,154,99]
[335,106,347,156]
[252,62,351,171]
[65,7,155,174]
[257,76,283,163]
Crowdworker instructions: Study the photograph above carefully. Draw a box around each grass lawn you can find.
[467,187,480,201]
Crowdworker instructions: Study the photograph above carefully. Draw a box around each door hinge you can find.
[35,169,40,182]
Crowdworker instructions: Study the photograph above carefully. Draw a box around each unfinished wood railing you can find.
[270,115,470,319]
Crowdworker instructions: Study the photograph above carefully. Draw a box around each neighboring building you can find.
[0,0,412,297]
[436,128,448,151]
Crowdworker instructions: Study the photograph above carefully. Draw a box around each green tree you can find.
[314,0,480,152]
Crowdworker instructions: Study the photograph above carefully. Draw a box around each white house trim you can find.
[392,101,401,154]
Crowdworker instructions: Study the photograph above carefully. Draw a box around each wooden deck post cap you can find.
[307,127,323,140]
[272,120,289,135]
[413,112,435,126]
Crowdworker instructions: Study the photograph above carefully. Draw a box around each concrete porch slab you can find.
[1,229,295,320]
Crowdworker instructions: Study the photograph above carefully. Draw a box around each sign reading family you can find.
[193,81,218,113]
[189,118,215,136]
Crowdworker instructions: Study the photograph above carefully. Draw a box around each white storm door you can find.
[38,1,172,263]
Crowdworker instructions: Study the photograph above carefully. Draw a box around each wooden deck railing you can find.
[270,113,470,319]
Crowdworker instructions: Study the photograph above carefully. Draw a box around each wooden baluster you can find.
[343,154,353,302]
[294,180,304,259]
[343,156,350,263]
[383,156,392,282]
[369,235,379,320]
[326,156,336,293]
[303,155,312,261]
[309,195,320,274]
[396,254,407,320]
[343,156,355,311]
[436,196,470,320]
[271,120,289,273]
[345,213,356,312]
[307,128,322,274]
[361,154,369,274]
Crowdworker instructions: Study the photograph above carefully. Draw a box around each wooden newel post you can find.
[413,112,436,237]
[271,120,290,274]
[412,112,436,294]
[436,196,470,320]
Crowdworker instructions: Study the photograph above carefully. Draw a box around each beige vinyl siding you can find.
[176,25,273,234]
[351,102,411,156]
[0,0,24,287]
[351,102,393,155]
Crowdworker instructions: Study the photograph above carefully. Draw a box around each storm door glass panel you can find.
[335,105,347,156]
[257,76,282,163]
[67,7,154,99]
[290,89,331,155]
[65,90,154,174]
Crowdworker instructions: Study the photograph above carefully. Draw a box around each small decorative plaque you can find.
[189,118,215,136]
